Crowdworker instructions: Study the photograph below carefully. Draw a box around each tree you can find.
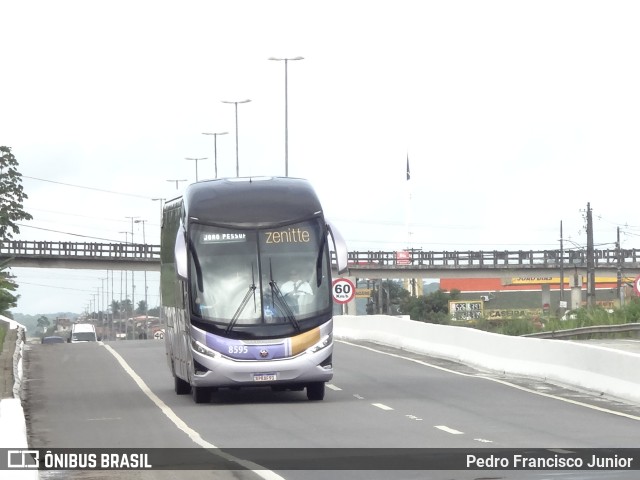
[120,299,133,318]
[111,300,121,318]
[136,300,148,315]
[0,259,18,315]
[0,147,31,314]
[0,146,32,240]
[37,315,50,336]
[399,288,461,323]
[366,279,409,314]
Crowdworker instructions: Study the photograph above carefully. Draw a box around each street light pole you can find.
[221,99,251,177]
[559,220,564,305]
[185,157,208,182]
[151,198,165,223]
[202,132,228,179]
[135,219,148,338]
[126,216,139,338]
[269,56,304,177]
[166,179,187,190]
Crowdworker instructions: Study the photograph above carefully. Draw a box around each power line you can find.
[23,175,156,200]
[16,223,130,242]
[16,281,96,293]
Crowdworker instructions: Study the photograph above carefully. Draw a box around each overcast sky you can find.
[2,0,640,316]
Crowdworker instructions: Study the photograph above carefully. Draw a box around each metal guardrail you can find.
[523,323,640,339]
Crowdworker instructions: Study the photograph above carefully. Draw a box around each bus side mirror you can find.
[174,222,188,280]
[327,220,348,274]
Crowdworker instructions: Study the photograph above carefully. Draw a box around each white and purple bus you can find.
[161,177,348,403]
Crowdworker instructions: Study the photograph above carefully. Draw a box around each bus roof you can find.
[178,177,324,228]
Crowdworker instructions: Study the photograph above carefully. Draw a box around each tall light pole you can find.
[221,99,251,177]
[135,219,148,338]
[152,198,165,223]
[559,220,565,306]
[185,157,208,182]
[166,179,187,190]
[126,216,139,338]
[202,132,228,179]
[118,231,129,339]
[269,56,304,177]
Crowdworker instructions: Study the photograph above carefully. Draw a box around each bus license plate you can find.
[253,373,277,382]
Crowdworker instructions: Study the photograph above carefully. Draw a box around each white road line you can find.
[372,403,394,411]
[405,414,423,421]
[326,383,342,391]
[102,344,284,480]
[435,425,464,435]
[337,339,640,422]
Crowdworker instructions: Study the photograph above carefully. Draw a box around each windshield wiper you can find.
[268,260,300,332]
[187,238,204,292]
[225,264,257,334]
[314,226,328,288]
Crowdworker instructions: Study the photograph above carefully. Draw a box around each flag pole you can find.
[405,152,412,247]
[405,152,416,296]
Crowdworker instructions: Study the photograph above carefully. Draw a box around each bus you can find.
[161,177,348,403]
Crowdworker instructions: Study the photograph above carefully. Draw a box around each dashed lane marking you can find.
[337,339,640,422]
[435,425,464,435]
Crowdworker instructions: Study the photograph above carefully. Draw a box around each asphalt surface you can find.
[18,338,640,480]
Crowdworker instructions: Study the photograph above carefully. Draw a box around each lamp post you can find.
[185,157,208,182]
[221,99,251,177]
[125,216,139,339]
[202,132,228,179]
[166,179,187,190]
[135,219,148,338]
[268,56,304,177]
[152,198,165,222]
[559,220,564,305]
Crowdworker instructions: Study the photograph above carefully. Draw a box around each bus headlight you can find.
[310,333,332,354]
[192,339,218,358]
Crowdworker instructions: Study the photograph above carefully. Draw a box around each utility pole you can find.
[586,202,595,307]
[616,226,623,306]
[559,220,564,305]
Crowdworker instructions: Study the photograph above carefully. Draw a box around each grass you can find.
[467,298,640,337]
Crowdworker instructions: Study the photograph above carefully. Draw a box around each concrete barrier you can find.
[334,315,640,405]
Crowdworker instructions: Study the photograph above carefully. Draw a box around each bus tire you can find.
[192,386,210,404]
[174,375,191,395]
[306,382,325,401]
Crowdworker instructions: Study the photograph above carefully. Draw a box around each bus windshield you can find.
[188,218,331,332]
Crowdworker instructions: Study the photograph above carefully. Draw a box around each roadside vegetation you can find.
[0,321,6,353]
[377,281,640,338]
[0,146,32,317]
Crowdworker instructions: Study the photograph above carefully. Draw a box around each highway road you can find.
[22,339,640,480]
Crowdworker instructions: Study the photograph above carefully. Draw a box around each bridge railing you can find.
[343,248,640,269]
[0,240,160,260]
[2,240,640,269]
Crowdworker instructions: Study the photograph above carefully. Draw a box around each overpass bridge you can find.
[2,240,640,279]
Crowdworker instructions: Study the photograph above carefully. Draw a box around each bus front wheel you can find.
[306,382,325,401]
[174,375,190,395]
[192,386,211,404]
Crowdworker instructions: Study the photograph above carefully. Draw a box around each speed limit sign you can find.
[332,278,356,304]
[634,275,640,296]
